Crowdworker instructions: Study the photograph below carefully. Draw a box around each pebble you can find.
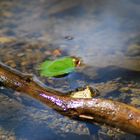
[8,136,16,140]
[17,53,25,57]
[64,35,74,40]
[44,50,51,55]
[10,63,16,68]
[119,87,130,93]
[52,49,61,57]
[21,61,28,66]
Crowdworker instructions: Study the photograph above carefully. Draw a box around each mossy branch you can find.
[0,62,140,135]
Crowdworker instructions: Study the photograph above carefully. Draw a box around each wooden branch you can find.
[0,62,140,135]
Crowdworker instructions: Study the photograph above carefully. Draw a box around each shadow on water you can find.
[95,66,140,83]
[46,65,140,91]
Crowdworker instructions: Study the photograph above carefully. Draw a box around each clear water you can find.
[0,0,140,139]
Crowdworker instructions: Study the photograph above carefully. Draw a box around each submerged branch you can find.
[0,62,140,135]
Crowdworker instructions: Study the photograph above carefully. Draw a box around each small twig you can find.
[0,62,140,135]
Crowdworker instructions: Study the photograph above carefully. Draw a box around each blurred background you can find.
[0,0,140,139]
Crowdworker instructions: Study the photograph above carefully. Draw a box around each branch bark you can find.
[0,62,140,135]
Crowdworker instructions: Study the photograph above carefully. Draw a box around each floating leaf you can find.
[70,86,96,99]
[39,57,80,77]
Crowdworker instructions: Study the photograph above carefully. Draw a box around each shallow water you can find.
[0,0,140,140]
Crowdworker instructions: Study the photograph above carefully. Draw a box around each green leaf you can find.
[39,57,77,77]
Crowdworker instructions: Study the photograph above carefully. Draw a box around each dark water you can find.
[0,0,140,140]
